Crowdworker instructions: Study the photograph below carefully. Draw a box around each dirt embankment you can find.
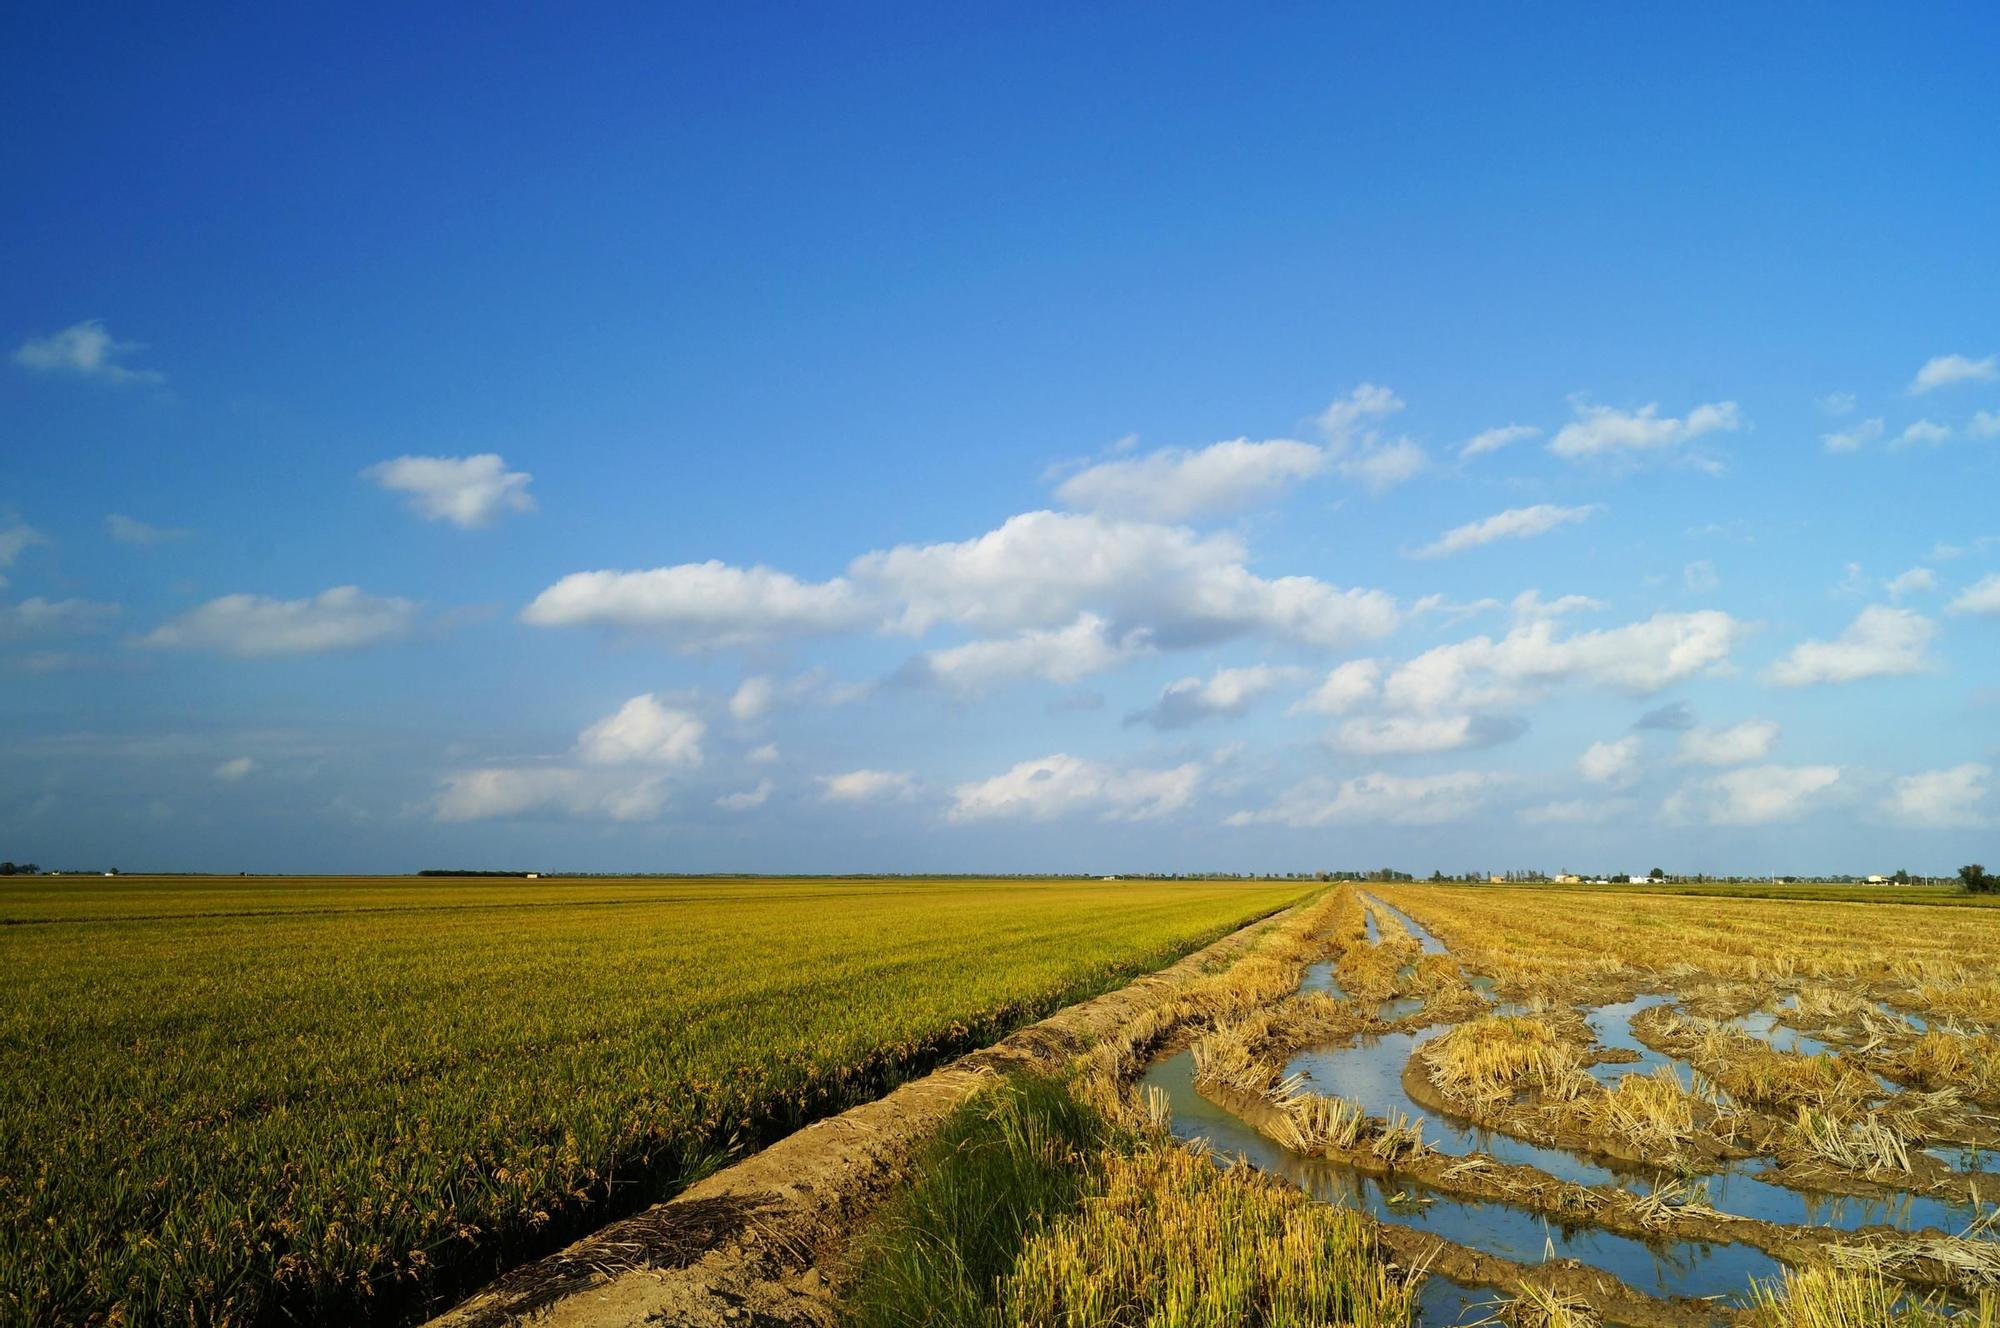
[424,910,1288,1328]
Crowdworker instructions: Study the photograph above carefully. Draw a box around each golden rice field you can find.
[0,874,1309,1328]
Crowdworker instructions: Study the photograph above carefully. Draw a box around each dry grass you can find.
[1748,1265,1997,1327]
[1424,1016,1583,1105]
[1584,1066,1698,1153]
[1000,1143,1423,1327]
[1475,1282,1602,1327]
[1886,1031,2000,1102]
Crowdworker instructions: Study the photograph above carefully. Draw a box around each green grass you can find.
[841,1073,1119,1328]
[0,874,1307,1328]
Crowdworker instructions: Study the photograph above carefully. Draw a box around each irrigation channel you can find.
[1136,892,1999,1325]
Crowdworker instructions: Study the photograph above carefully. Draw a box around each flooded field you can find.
[1131,884,2000,1325]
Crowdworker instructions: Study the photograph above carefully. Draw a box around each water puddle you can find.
[1363,909,1382,944]
[1141,1050,1784,1307]
[1299,959,1347,998]
[1879,1000,1931,1033]
[1586,994,1690,1087]
[1729,1009,1835,1059]
[1928,1145,2000,1174]
[1370,896,1451,955]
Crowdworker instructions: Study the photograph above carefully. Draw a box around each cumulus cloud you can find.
[1764,606,1935,685]
[364,454,536,528]
[730,676,776,722]
[1337,438,1427,493]
[1971,410,2000,439]
[858,510,1399,649]
[1822,418,1883,453]
[819,769,917,803]
[573,694,705,768]
[1129,664,1304,730]
[435,693,707,822]
[1578,737,1642,787]
[1909,353,1997,395]
[213,757,256,782]
[1548,399,1740,461]
[1290,659,1382,717]
[1886,567,1936,599]
[916,614,1151,693]
[747,742,780,764]
[1948,574,2000,617]
[141,586,418,657]
[1676,720,1779,766]
[1381,611,1746,714]
[1054,438,1325,521]
[948,753,1200,823]
[12,319,163,384]
[1329,713,1525,756]
[1892,420,1953,448]
[0,596,121,640]
[1228,770,1506,828]
[522,562,869,649]
[1509,590,1605,621]
[106,514,191,546]
[716,779,774,811]
[1460,424,1539,460]
[1664,764,1842,826]
[1411,504,1598,559]
[1881,763,1991,829]
[0,521,45,586]
[1316,383,1404,440]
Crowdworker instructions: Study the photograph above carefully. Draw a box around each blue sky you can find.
[4,4,1998,874]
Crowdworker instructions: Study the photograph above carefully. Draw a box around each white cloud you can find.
[1764,606,1936,685]
[1548,399,1740,461]
[107,514,191,546]
[1315,385,1423,493]
[730,676,776,722]
[1675,720,1779,766]
[1971,410,2000,439]
[1949,573,2000,617]
[917,614,1151,693]
[1411,504,1598,559]
[1817,392,1857,415]
[1460,424,1539,460]
[0,596,120,640]
[1337,438,1427,493]
[0,521,45,586]
[1664,764,1842,826]
[1382,611,1746,713]
[1228,770,1506,828]
[522,562,869,649]
[1522,797,1636,825]
[1054,438,1324,521]
[1131,664,1304,730]
[948,753,1200,822]
[213,757,256,782]
[1509,590,1606,621]
[858,510,1398,649]
[141,586,418,657]
[435,767,670,823]
[364,454,536,528]
[1578,737,1642,788]
[747,742,780,764]
[819,769,917,803]
[12,320,163,384]
[1683,560,1719,593]
[1909,353,1997,395]
[1330,713,1522,756]
[1881,764,1991,829]
[1892,420,1953,448]
[1290,659,1381,717]
[716,779,774,811]
[1822,418,1883,453]
[1886,567,1936,599]
[573,694,705,768]
[1316,383,1404,441]
[1635,701,1696,732]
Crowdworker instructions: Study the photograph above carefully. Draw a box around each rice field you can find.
[0,873,1309,1328]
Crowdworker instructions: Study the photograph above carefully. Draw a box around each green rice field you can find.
[0,874,1309,1327]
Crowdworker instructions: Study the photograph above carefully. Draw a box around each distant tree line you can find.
[0,862,40,875]
[417,869,541,877]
